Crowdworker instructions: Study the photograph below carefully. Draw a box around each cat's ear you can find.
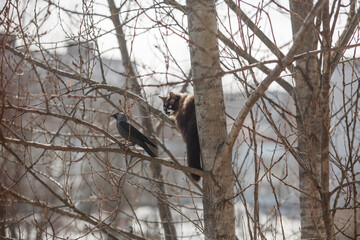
[159,96,166,102]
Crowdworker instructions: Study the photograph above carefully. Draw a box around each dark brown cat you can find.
[160,92,201,182]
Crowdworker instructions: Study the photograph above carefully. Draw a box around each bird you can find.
[111,113,157,157]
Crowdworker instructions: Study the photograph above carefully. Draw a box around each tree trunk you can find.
[0,193,6,239]
[289,0,328,238]
[320,2,335,238]
[186,0,235,239]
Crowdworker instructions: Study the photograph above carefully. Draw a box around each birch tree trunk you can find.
[320,2,335,238]
[186,0,235,239]
[289,0,327,238]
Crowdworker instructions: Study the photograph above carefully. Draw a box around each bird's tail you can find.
[142,143,157,157]
[186,132,202,182]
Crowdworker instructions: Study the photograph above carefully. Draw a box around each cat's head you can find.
[159,92,180,115]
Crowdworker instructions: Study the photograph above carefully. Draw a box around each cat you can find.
[160,92,202,182]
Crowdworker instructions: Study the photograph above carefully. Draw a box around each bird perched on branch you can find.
[111,113,157,157]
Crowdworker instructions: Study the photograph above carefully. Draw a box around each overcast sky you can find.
[1,0,358,94]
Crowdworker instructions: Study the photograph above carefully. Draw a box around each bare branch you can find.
[220,0,326,160]
[330,5,360,74]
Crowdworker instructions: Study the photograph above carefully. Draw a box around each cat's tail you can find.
[186,131,202,182]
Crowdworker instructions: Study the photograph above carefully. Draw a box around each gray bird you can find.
[111,113,157,157]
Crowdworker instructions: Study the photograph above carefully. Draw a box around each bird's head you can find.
[111,113,127,122]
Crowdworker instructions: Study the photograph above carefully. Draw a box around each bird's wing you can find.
[118,121,157,148]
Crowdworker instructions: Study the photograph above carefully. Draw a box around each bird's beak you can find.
[111,114,117,119]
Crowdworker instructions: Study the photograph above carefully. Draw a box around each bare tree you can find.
[186,0,235,239]
[107,0,177,239]
[1,0,359,239]
[290,0,359,238]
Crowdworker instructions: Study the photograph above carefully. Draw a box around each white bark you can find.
[186,0,235,239]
